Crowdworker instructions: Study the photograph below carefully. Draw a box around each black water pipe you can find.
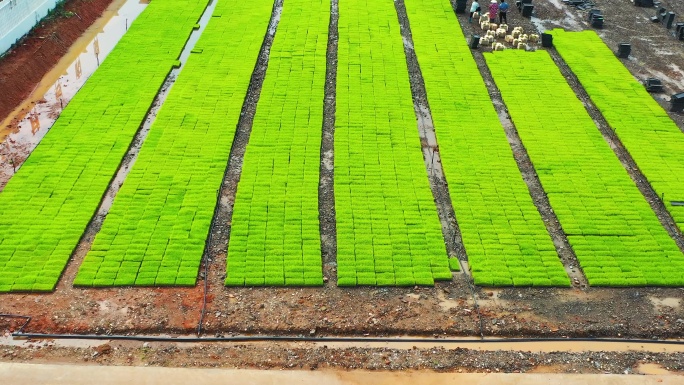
[5,312,684,346]
[9,332,684,346]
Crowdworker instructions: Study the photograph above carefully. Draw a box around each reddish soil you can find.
[0,0,117,121]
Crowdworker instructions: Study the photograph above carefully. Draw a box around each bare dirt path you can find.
[1,342,684,374]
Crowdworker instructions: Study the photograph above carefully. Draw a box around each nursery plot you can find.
[551,30,684,230]
[225,0,329,287]
[403,0,568,286]
[334,0,451,286]
[486,50,684,286]
[0,0,210,292]
[74,0,275,287]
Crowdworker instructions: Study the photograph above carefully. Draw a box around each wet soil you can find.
[0,0,119,122]
[1,340,684,374]
[2,282,684,340]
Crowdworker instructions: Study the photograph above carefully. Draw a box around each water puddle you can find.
[636,362,679,375]
[268,3,283,35]
[649,296,681,310]
[436,289,460,312]
[415,103,442,179]
[174,0,217,72]
[531,12,582,33]
[477,288,509,307]
[0,0,148,188]
[402,35,413,50]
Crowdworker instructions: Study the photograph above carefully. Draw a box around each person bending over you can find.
[469,0,480,23]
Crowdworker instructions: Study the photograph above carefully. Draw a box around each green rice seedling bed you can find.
[334,0,451,286]
[551,29,684,231]
[403,0,568,286]
[0,0,210,293]
[485,50,684,286]
[74,0,275,287]
[225,0,329,287]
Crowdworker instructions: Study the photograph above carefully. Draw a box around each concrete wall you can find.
[0,0,61,55]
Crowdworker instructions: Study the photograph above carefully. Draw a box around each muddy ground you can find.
[0,0,119,122]
[2,0,684,375]
[531,0,684,128]
[2,279,684,338]
[1,341,684,374]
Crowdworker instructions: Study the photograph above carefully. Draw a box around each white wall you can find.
[0,0,61,55]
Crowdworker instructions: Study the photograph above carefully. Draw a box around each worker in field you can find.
[499,0,509,24]
[488,0,499,23]
[469,0,480,23]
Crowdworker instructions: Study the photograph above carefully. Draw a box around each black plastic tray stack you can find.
[634,0,654,7]
[515,0,533,17]
[588,9,604,29]
[671,93,684,113]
